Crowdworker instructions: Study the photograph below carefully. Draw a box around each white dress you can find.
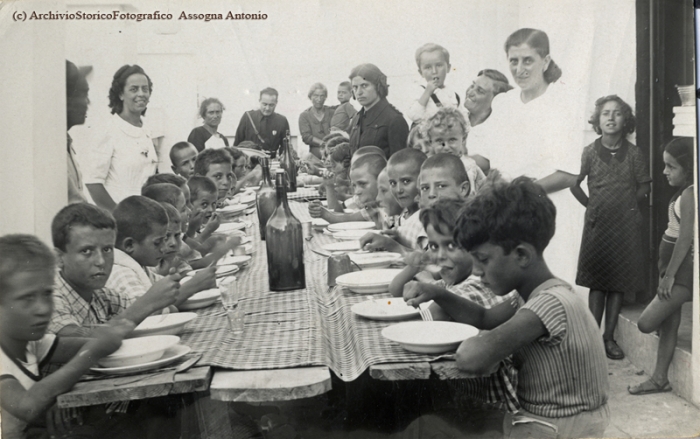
[85,114,158,203]
[478,83,586,288]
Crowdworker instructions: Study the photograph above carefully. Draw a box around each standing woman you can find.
[85,65,158,210]
[299,83,334,154]
[347,64,409,158]
[188,98,229,152]
[478,28,585,288]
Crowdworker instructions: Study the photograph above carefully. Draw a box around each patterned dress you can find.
[576,138,651,295]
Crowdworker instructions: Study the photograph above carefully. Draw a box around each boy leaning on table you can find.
[403,178,610,438]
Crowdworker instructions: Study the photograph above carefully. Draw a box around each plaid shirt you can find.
[49,273,133,334]
[396,209,427,250]
[106,249,162,300]
[432,275,522,309]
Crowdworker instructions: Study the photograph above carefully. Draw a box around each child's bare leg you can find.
[638,285,692,334]
[588,289,606,326]
[603,291,624,341]
[649,307,682,386]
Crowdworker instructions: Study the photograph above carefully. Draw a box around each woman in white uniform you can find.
[86,65,158,210]
[479,28,585,288]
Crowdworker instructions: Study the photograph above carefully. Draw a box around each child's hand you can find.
[308,201,326,218]
[404,250,431,268]
[360,232,400,253]
[425,79,439,94]
[203,213,221,234]
[188,210,205,236]
[403,280,436,308]
[89,319,136,358]
[657,275,675,300]
[143,271,182,310]
[212,235,242,258]
[46,405,83,437]
[182,266,217,293]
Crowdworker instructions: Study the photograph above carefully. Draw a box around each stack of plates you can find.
[351,298,432,321]
[97,335,181,368]
[327,222,376,232]
[312,218,329,231]
[218,255,252,267]
[218,204,247,219]
[349,252,403,269]
[215,222,246,235]
[321,241,362,254]
[335,269,403,294]
[178,288,220,310]
[215,264,239,278]
[381,322,479,354]
[91,344,192,375]
[130,313,197,337]
[332,229,375,241]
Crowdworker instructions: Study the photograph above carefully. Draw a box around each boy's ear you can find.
[121,237,136,255]
[513,244,536,268]
[54,248,66,270]
[459,180,471,198]
[171,165,177,174]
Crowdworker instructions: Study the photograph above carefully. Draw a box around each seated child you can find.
[404,178,610,438]
[330,81,358,133]
[389,199,519,320]
[418,153,473,209]
[407,124,432,155]
[420,107,488,186]
[49,203,180,337]
[194,148,235,207]
[360,148,427,254]
[406,43,461,125]
[350,145,386,164]
[155,203,192,276]
[186,175,221,250]
[0,234,134,438]
[225,146,262,194]
[322,142,353,211]
[309,153,386,225]
[106,196,216,309]
[169,141,198,179]
[375,168,403,230]
[142,182,188,222]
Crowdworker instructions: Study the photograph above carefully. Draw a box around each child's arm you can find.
[0,321,134,424]
[570,178,588,207]
[658,186,695,299]
[456,309,546,376]
[535,171,578,194]
[175,267,217,307]
[187,235,241,269]
[388,254,423,297]
[360,231,413,256]
[197,213,221,243]
[308,201,365,224]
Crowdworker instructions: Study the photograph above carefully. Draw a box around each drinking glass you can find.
[219,277,244,334]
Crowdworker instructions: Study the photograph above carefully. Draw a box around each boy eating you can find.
[406,43,461,124]
[418,153,472,209]
[186,175,222,250]
[404,178,609,438]
[169,141,198,179]
[194,148,235,205]
[375,168,403,230]
[49,203,181,337]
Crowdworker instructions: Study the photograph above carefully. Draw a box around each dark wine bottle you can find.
[279,130,297,192]
[256,157,276,240]
[265,170,306,291]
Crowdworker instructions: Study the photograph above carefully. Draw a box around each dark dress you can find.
[187,126,229,152]
[576,139,651,297]
[348,98,408,158]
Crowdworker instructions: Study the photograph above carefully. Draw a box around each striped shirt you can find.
[432,275,520,309]
[516,279,609,418]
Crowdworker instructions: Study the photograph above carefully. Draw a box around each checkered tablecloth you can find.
[179,202,518,410]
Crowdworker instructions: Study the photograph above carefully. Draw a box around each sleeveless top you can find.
[664,185,693,239]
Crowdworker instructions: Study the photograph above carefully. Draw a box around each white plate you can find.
[239,193,256,205]
[215,222,246,233]
[352,299,433,321]
[382,321,479,354]
[327,221,376,232]
[218,255,252,266]
[312,218,329,230]
[232,243,254,255]
[349,252,403,269]
[130,313,197,338]
[98,335,180,368]
[333,230,376,241]
[215,264,239,278]
[322,241,361,253]
[335,269,403,294]
[91,344,192,375]
[219,204,247,214]
[178,288,220,311]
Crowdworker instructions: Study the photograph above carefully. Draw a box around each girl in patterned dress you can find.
[571,96,651,360]
[629,138,695,395]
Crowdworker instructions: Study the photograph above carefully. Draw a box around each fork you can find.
[419,307,433,321]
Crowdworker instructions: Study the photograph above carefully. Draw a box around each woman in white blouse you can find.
[86,65,158,210]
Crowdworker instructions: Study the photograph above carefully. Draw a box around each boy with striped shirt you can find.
[404,177,609,438]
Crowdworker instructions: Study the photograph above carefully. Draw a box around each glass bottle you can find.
[256,157,276,240]
[279,130,297,192]
[266,170,306,291]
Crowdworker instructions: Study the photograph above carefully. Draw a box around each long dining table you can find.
[56,193,517,436]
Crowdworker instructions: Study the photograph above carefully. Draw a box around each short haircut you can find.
[421,107,469,141]
[419,198,465,237]
[52,203,116,252]
[387,146,428,172]
[455,177,556,254]
[421,153,468,185]
[199,97,225,118]
[169,141,196,166]
[477,69,513,96]
[188,175,217,201]
[224,146,246,162]
[588,95,636,136]
[113,196,168,246]
[194,148,232,176]
[141,183,184,207]
[353,146,386,160]
[108,65,152,115]
[504,28,561,84]
[160,202,182,226]
[351,153,387,177]
[338,81,352,90]
[0,235,55,296]
[415,43,450,68]
[308,83,328,99]
[144,173,187,189]
[259,87,279,100]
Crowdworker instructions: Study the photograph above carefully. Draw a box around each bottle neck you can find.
[274,174,289,208]
[261,164,272,185]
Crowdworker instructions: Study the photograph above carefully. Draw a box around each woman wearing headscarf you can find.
[347,64,409,157]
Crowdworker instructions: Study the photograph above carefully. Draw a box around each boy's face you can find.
[387,161,420,210]
[337,86,352,104]
[419,50,450,88]
[0,269,54,342]
[419,167,469,208]
[469,242,521,296]
[162,221,183,262]
[205,163,235,200]
[425,224,472,286]
[429,125,465,156]
[192,190,217,220]
[232,156,248,180]
[376,171,403,216]
[127,222,168,267]
[349,164,379,207]
[172,146,198,179]
[58,225,116,293]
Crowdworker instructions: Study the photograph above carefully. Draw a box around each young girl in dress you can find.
[571,95,651,360]
[628,138,695,394]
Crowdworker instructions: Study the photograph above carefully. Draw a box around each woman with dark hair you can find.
[188,97,229,152]
[477,28,586,292]
[85,65,157,210]
[347,64,409,157]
